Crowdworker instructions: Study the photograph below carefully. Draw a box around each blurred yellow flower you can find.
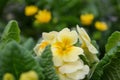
[19,71,38,80]
[35,9,51,23]
[57,60,89,80]
[34,31,58,56]
[25,5,38,16]
[3,73,14,80]
[80,14,94,25]
[51,28,83,66]
[95,21,108,31]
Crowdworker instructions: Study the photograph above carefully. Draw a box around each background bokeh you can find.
[0,0,120,58]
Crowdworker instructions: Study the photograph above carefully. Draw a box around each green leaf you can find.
[38,46,59,80]
[90,31,120,80]
[101,51,120,80]
[1,20,20,43]
[0,41,44,80]
[22,38,35,51]
[90,43,120,80]
[105,31,120,52]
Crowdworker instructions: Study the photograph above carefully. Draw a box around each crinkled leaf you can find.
[1,20,20,43]
[105,31,120,52]
[90,43,120,80]
[0,41,44,80]
[38,46,59,80]
[90,31,120,80]
[101,51,120,80]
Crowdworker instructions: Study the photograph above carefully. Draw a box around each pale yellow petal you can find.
[77,25,91,42]
[42,31,58,43]
[86,41,98,54]
[34,41,49,56]
[63,47,84,62]
[77,25,98,54]
[53,56,63,66]
[58,73,72,80]
[58,28,78,45]
[81,65,90,75]
[59,60,84,74]
[51,43,62,56]
[34,43,43,56]
[66,65,89,80]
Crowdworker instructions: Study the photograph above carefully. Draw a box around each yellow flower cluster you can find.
[34,25,99,80]
[25,5,52,23]
[80,13,108,31]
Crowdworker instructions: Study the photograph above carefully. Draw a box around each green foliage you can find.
[1,20,20,43]
[90,31,120,80]
[105,31,120,52]
[0,20,44,80]
[38,46,59,80]
[22,38,35,51]
[0,41,44,80]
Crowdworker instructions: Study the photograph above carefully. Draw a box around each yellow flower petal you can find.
[53,56,63,66]
[34,40,49,56]
[85,39,98,54]
[59,60,84,74]
[77,25,91,42]
[77,26,98,54]
[58,28,78,45]
[63,47,83,62]
[66,65,89,80]
[42,31,58,43]
[58,73,72,80]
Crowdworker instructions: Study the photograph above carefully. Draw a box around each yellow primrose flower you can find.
[35,9,51,23]
[3,73,14,80]
[77,25,98,54]
[77,25,99,63]
[34,31,58,56]
[95,21,108,31]
[25,5,38,16]
[80,14,94,25]
[19,71,38,80]
[51,28,84,66]
[57,60,89,80]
